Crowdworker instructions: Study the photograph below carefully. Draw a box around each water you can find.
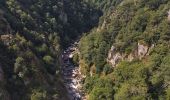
[61,41,86,100]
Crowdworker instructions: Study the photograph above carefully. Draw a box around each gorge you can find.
[0,0,170,100]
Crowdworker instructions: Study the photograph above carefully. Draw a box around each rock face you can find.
[107,43,154,67]
[107,46,123,67]
[138,43,149,60]
[168,10,170,21]
[0,34,13,45]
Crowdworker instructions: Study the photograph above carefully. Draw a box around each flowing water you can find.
[61,41,86,100]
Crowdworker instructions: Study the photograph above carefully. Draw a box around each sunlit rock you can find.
[168,10,170,21]
[107,42,154,67]
[138,42,149,60]
[107,46,123,67]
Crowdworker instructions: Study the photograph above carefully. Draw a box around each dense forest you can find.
[79,0,170,100]
[0,0,100,99]
[0,0,170,100]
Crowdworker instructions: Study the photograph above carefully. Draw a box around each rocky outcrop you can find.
[107,46,123,67]
[107,42,154,67]
[138,43,149,60]
[0,34,13,45]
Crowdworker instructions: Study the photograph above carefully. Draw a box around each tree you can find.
[103,64,113,75]
[73,53,79,65]
[31,89,47,100]
[14,57,25,73]
[89,87,114,100]
[43,55,54,65]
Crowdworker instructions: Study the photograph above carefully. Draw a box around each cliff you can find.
[107,42,154,67]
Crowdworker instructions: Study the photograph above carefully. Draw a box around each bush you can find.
[31,89,47,100]
[72,53,79,65]
[43,55,54,65]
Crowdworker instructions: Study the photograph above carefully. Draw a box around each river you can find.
[61,40,86,100]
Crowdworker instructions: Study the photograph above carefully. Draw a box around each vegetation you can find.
[0,0,169,99]
[0,0,100,99]
[79,0,170,99]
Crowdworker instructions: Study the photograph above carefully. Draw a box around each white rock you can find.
[168,10,170,21]
[138,43,149,59]
[107,45,123,67]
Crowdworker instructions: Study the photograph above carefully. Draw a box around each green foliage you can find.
[166,89,170,100]
[79,31,113,73]
[89,87,113,100]
[31,89,47,100]
[72,53,79,65]
[84,0,123,12]
[114,83,148,100]
[43,55,54,65]
[79,0,170,99]
[14,57,27,78]
[0,0,101,99]
[113,61,149,99]
[84,76,114,100]
[0,0,169,99]
[103,64,113,75]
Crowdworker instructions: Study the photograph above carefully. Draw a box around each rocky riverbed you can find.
[61,41,86,100]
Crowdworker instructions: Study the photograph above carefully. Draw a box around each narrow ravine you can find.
[61,40,86,100]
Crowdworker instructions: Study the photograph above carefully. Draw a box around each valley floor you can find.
[61,41,86,100]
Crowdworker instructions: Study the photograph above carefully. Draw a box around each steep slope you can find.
[0,0,170,99]
[79,0,170,99]
[0,0,101,99]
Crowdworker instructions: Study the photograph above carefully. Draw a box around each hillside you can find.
[79,0,170,99]
[0,0,101,99]
[0,0,169,100]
